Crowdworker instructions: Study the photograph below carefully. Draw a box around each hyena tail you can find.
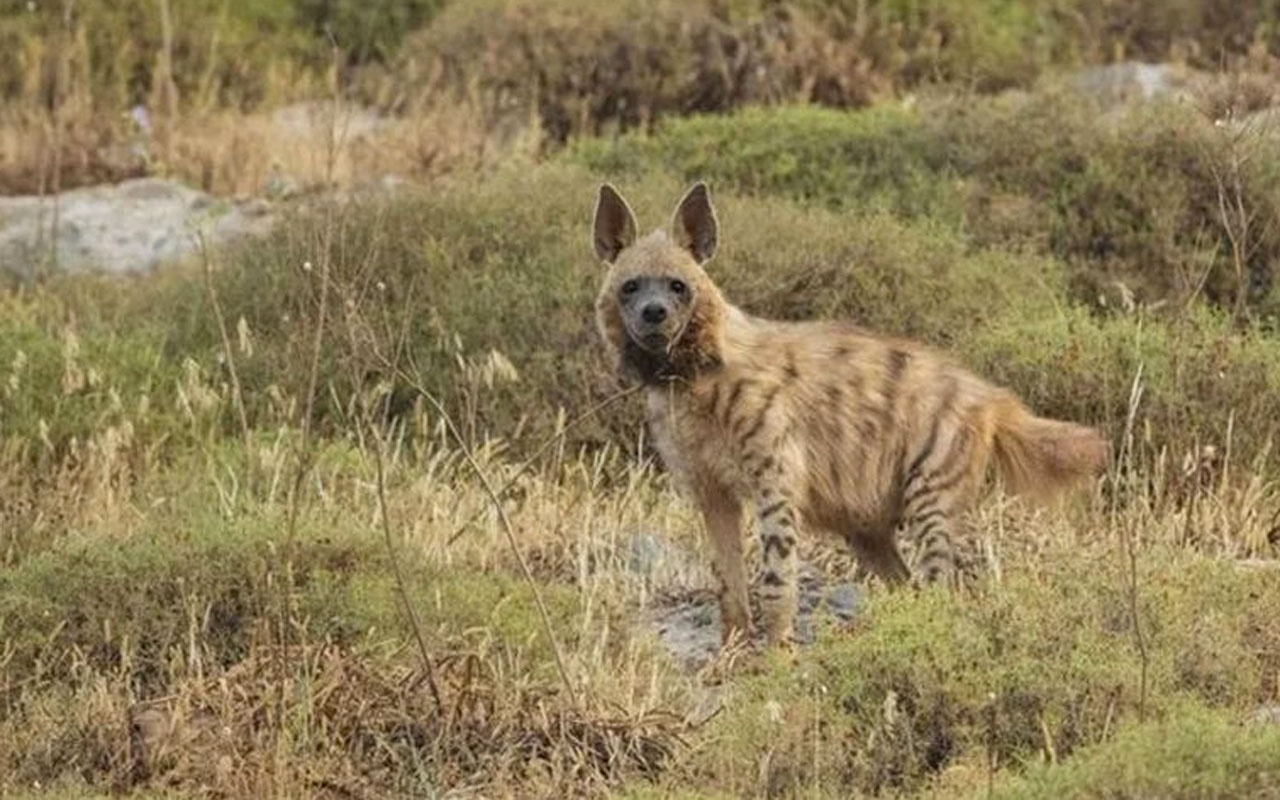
[989,396,1109,500]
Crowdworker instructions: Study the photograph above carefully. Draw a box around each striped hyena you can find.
[592,182,1108,649]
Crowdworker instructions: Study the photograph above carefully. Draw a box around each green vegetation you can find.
[0,0,445,108]
[0,496,586,690]
[575,97,1280,318]
[674,554,1280,796]
[398,0,1280,140]
[994,704,1280,799]
[5,0,1280,797]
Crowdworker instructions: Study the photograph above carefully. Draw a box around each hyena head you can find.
[592,182,728,384]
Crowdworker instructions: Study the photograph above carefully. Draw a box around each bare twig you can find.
[284,37,347,547]
[275,34,347,745]
[387,356,578,703]
[1119,362,1148,721]
[1204,114,1272,325]
[195,231,250,448]
[370,418,445,715]
[156,0,179,171]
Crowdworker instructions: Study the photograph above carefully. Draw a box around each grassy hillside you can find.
[4,1,1280,797]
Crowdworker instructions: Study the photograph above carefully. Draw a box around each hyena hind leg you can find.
[896,420,988,587]
[894,514,960,586]
[897,483,966,587]
[844,527,912,586]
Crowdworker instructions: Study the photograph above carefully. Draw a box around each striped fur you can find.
[592,183,1109,648]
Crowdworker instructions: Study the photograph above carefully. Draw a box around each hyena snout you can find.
[622,282,688,351]
[641,303,668,324]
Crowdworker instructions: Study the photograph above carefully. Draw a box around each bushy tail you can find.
[990,397,1109,501]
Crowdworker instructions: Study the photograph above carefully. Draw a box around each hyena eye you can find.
[621,279,640,296]
[669,279,687,295]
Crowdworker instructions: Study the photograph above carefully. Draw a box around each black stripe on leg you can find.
[908,506,946,530]
[763,534,795,560]
[760,500,786,519]
[707,383,722,416]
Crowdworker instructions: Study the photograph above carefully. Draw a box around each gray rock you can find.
[1071,61,1189,104]
[649,561,863,667]
[0,178,275,277]
[826,582,860,620]
[627,532,674,577]
[651,600,722,668]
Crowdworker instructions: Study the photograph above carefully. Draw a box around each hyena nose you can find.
[642,303,668,324]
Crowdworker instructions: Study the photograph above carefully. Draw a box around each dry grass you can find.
[0,93,539,198]
[5,8,1280,789]
[2,260,1278,796]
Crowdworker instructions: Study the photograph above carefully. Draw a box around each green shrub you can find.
[70,159,1276,466]
[573,104,960,221]
[0,284,191,464]
[692,554,1280,796]
[0,495,583,693]
[993,702,1280,799]
[795,0,1071,91]
[575,95,1280,317]
[293,0,444,65]
[963,303,1280,455]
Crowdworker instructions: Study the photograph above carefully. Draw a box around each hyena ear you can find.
[592,183,638,264]
[672,181,718,264]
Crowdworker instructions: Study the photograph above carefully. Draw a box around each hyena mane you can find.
[591,181,1109,649]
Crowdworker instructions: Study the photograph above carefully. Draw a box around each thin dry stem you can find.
[196,231,250,448]
[370,418,445,715]
[391,358,579,704]
[1120,362,1149,721]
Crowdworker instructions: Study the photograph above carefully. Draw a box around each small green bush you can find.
[694,554,1280,796]
[573,104,960,221]
[963,303,1280,454]
[293,0,444,65]
[994,703,1280,799]
[0,285,190,463]
[0,493,583,693]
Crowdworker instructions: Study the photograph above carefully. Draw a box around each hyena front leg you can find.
[748,462,801,648]
[694,482,752,645]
